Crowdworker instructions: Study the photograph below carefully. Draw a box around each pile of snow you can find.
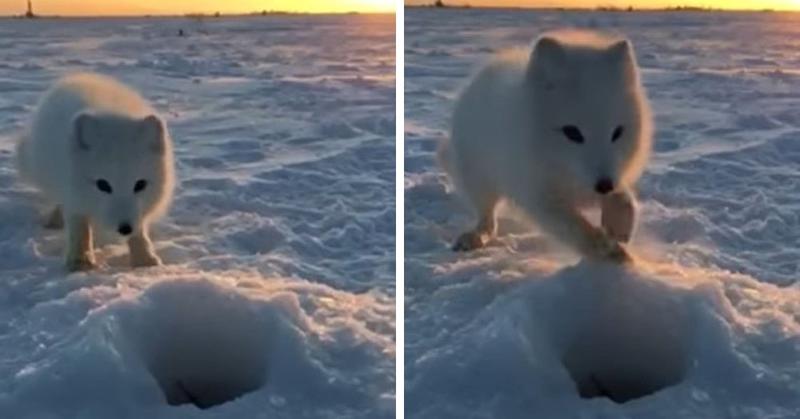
[406,246,800,417]
[3,272,394,418]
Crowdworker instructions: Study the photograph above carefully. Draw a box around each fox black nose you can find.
[594,178,614,195]
[118,223,132,236]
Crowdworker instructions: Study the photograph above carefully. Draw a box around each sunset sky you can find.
[0,0,395,16]
[404,0,800,10]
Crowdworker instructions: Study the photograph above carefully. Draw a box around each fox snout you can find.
[107,199,142,236]
[594,177,614,195]
[117,222,133,236]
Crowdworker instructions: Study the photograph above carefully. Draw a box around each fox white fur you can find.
[439,30,653,262]
[16,73,175,271]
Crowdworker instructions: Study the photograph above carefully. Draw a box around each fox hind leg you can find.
[453,190,498,252]
[44,206,64,229]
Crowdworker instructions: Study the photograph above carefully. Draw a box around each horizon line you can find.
[0,10,395,19]
[404,4,800,12]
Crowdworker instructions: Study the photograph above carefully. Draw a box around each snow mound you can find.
[0,269,394,418]
[405,255,788,418]
[4,275,309,415]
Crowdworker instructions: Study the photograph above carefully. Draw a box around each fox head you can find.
[526,31,652,196]
[69,112,174,236]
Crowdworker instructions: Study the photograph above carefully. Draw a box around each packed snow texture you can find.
[405,9,800,419]
[0,14,395,418]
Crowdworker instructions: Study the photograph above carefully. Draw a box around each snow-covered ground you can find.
[0,14,395,418]
[405,9,800,418]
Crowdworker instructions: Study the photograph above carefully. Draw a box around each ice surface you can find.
[405,9,800,418]
[0,14,394,418]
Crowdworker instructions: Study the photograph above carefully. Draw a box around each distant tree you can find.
[434,0,445,7]
[627,6,634,12]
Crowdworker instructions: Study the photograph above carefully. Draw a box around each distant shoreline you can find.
[404,5,799,13]
[0,11,395,19]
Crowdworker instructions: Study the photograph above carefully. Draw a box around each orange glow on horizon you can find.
[0,0,395,16]
[404,0,800,11]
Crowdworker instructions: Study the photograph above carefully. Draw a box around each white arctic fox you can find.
[440,31,653,262]
[16,73,175,271]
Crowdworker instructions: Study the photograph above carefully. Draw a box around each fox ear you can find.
[529,36,566,88]
[608,40,637,68]
[607,39,639,81]
[607,39,633,63]
[140,115,166,154]
[72,112,95,151]
[533,36,565,61]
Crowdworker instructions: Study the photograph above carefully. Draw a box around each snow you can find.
[0,14,395,418]
[405,8,800,419]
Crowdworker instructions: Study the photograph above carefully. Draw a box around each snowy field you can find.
[0,14,395,418]
[405,8,800,419]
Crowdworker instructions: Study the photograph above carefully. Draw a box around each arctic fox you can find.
[16,73,175,271]
[440,31,653,262]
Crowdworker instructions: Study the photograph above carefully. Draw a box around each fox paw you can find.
[587,231,634,265]
[601,192,636,243]
[604,221,632,243]
[452,231,486,252]
[44,207,64,230]
[131,252,162,268]
[602,242,633,264]
[66,256,96,272]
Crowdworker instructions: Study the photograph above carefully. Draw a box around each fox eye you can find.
[612,125,625,142]
[134,179,147,193]
[561,125,584,144]
[96,179,112,194]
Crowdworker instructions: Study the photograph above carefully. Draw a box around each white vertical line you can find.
[395,1,405,418]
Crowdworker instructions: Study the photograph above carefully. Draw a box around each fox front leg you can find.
[64,214,96,271]
[533,202,632,264]
[128,226,162,268]
[601,190,637,243]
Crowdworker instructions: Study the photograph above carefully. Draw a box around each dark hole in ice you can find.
[153,364,266,409]
[536,262,696,404]
[124,286,271,409]
[145,333,269,409]
[561,323,687,403]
